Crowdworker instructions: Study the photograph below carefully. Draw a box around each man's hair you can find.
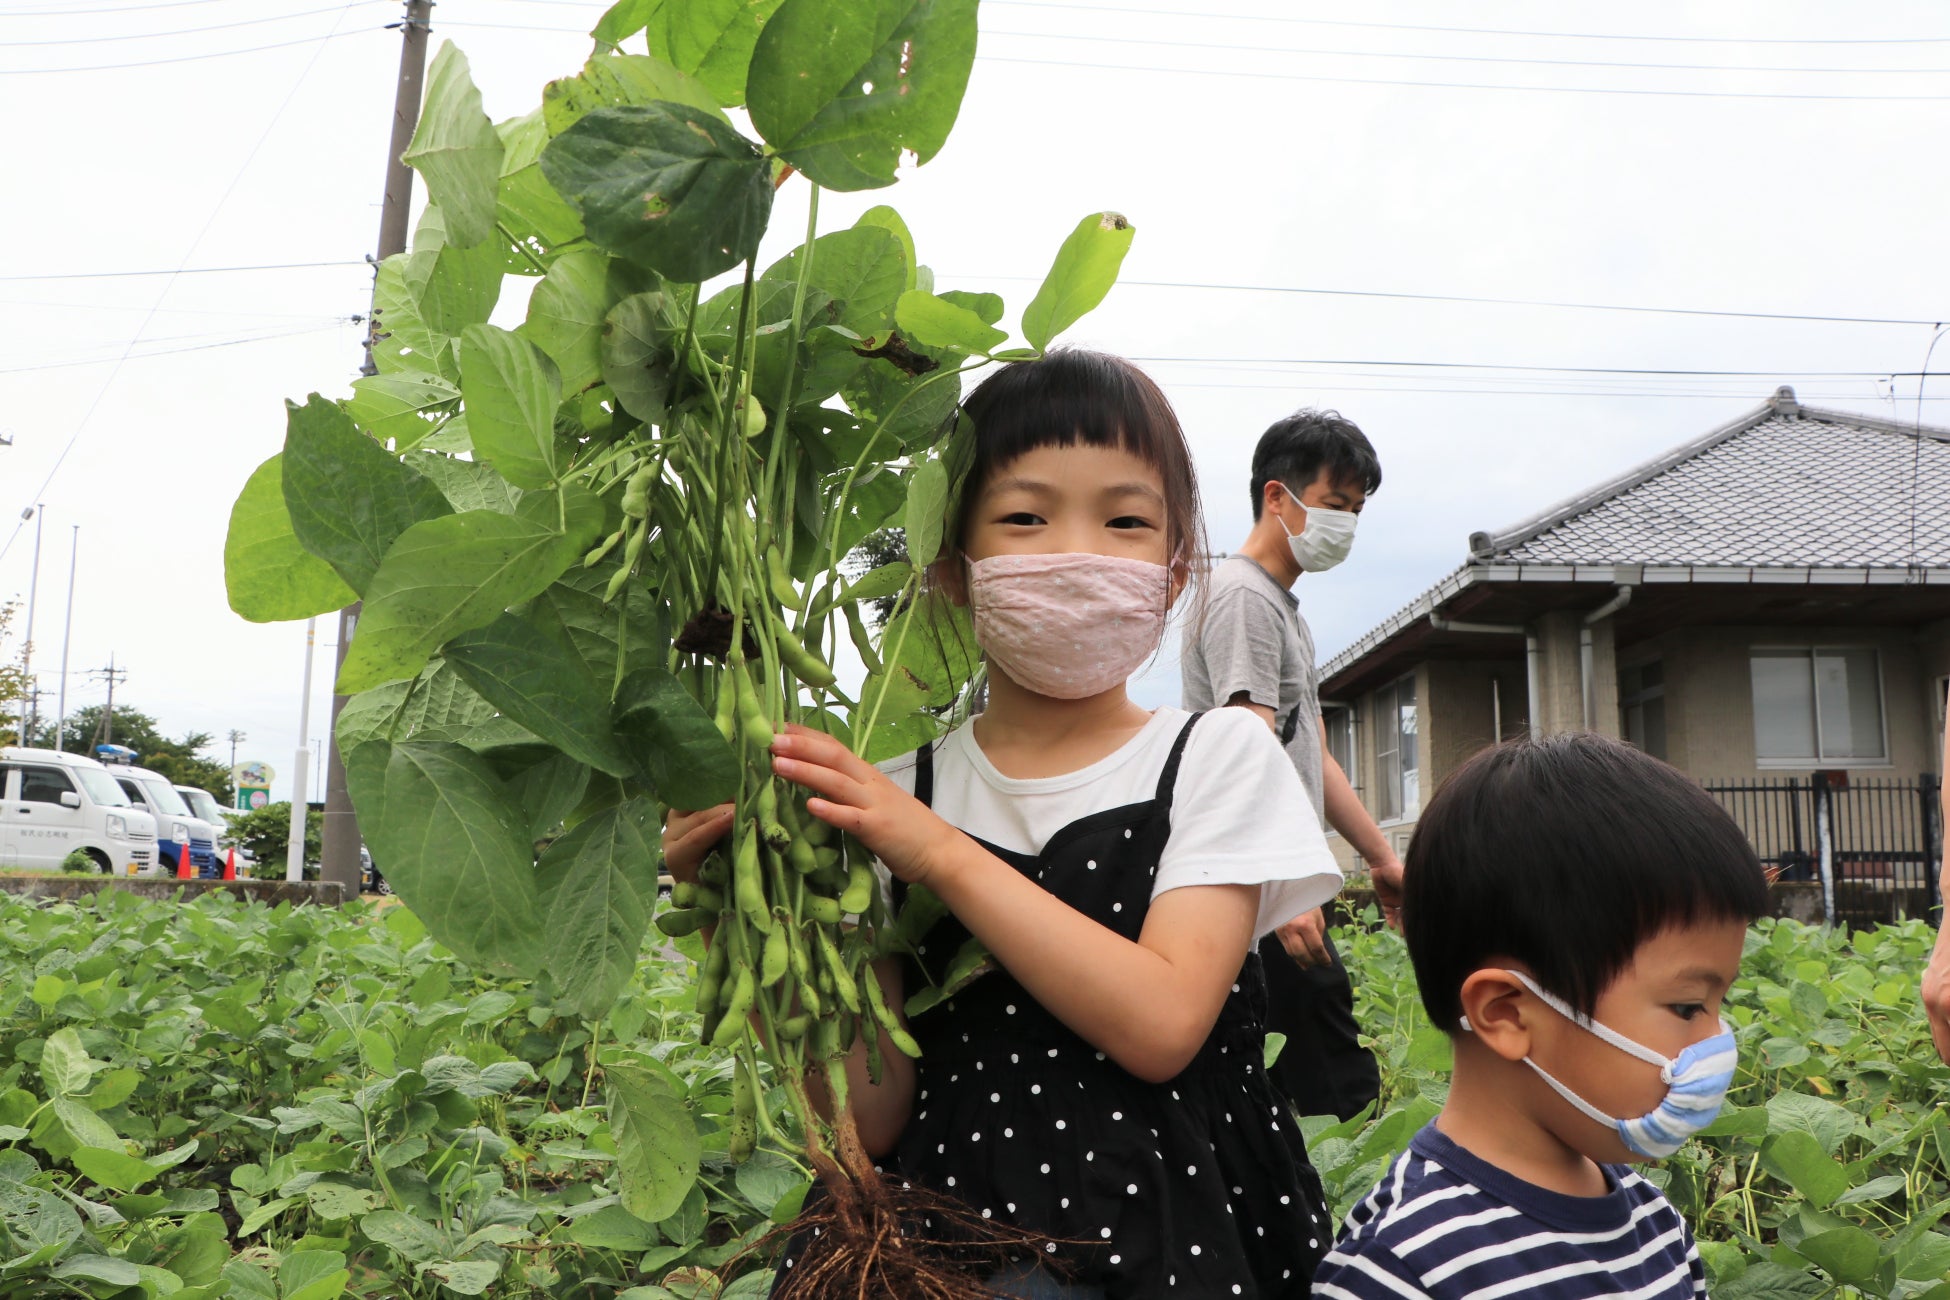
[1402,732,1770,1031]
[1248,409,1382,519]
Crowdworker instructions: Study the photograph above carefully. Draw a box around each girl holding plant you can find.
[666,349,1343,1298]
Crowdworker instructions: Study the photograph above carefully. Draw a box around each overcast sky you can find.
[3,0,1947,800]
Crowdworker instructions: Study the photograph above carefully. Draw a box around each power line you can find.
[940,272,1943,328]
[1161,381,1950,400]
[0,296,352,320]
[0,260,365,282]
[0,26,372,75]
[981,2,1950,47]
[1131,357,1932,379]
[6,2,382,44]
[982,52,1950,101]
[0,0,361,565]
[985,26,1950,76]
[0,322,355,375]
[0,0,279,13]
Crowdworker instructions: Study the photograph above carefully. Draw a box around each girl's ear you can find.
[1458,968,1535,1063]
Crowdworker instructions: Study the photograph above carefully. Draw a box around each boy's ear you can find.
[1458,969,1535,1063]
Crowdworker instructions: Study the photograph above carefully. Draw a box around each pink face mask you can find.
[967,552,1172,700]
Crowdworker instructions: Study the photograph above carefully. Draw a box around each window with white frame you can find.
[1749,647,1888,766]
[1619,660,1667,761]
[1323,705,1356,786]
[1373,674,1419,821]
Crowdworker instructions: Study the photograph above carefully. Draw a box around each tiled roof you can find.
[1470,389,1950,568]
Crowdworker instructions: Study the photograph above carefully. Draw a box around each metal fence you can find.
[1702,773,1943,927]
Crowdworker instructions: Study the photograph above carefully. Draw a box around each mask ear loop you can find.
[1502,969,1679,1079]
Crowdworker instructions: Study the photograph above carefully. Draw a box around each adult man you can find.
[1181,409,1405,1122]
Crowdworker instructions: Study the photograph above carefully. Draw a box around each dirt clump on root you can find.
[760,1176,1090,1300]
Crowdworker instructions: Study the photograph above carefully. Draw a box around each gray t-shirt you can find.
[1179,554,1324,820]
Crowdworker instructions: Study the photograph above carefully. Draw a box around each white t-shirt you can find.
[877,706,1342,944]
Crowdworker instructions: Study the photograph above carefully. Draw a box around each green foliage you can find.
[228,801,321,871]
[221,0,1138,1236]
[0,890,790,1295]
[27,705,234,803]
[1324,914,1950,1299]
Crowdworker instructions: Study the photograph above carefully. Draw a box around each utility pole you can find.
[321,0,435,899]
[18,504,42,743]
[227,729,246,772]
[55,525,76,752]
[88,656,126,748]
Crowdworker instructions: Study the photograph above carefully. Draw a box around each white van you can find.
[0,746,160,874]
[175,785,252,869]
[109,766,220,876]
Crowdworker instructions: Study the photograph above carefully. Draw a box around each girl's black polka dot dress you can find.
[890,713,1331,1297]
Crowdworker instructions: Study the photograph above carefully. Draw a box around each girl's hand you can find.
[661,804,733,885]
[770,724,957,885]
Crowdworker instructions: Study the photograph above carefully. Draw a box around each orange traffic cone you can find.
[175,843,193,879]
[222,847,237,881]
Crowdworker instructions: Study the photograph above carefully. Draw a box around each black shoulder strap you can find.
[1153,711,1204,805]
[913,739,935,809]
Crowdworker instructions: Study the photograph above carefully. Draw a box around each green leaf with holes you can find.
[401,43,504,248]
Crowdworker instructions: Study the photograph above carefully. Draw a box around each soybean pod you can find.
[710,965,755,1049]
[817,926,861,1014]
[863,962,922,1058]
[732,829,772,935]
[728,1052,757,1162]
[844,601,883,676]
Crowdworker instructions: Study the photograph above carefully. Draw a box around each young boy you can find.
[1312,733,1769,1299]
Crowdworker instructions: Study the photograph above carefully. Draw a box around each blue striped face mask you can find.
[1462,969,1737,1160]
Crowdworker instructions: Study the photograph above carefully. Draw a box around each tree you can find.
[27,704,234,802]
[848,528,910,627]
[0,601,29,745]
[228,801,321,877]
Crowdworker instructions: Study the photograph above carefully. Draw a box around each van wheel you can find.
[83,849,113,875]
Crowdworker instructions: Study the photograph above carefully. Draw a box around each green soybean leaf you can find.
[345,739,545,977]
[444,611,635,777]
[421,1261,499,1296]
[1760,1131,1850,1209]
[1711,1262,1825,1300]
[840,360,961,450]
[601,291,673,424]
[401,43,504,248]
[607,1062,700,1224]
[615,668,740,809]
[733,1152,802,1216]
[895,290,1005,356]
[335,665,499,753]
[359,1210,448,1264]
[518,249,617,395]
[497,109,584,255]
[337,489,604,693]
[902,457,948,568]
[746,0,978,192]
[409,454,523,514]
[1021,211,1135,354]
[39,1029,97,1098]
[283,394,454,592]
[280,1250,351,1300]
[1795,1226,1882,1288]
[763,224,908,341]
[71,1148,162,1194]
[542,53,724,136]
[460,325,563,490]
[856,205,916,290]
[629,0,787,107]
[346,373,462,452]
[506,750,592,840]
[52,1256,141,1287]
[541,103,773,283]
[1831,1173,1908,1205]
[225,456,357,623]
[52,1098,120,1151]
[542,798,661,1018]
[1766,1091,1858,1155]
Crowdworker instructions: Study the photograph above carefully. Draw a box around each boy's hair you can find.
[1248,409,1382,519]
[946,349,1207,575]
[1403,732,1770,1031]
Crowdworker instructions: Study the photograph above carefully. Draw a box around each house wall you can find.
[1922,618,1950,770]
[1626,623,1939,781]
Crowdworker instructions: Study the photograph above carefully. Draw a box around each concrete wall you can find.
[1655,623,1940,781]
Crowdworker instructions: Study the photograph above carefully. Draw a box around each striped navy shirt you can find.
[1313,1124,1707,1300]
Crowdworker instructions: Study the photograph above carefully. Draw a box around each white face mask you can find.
[1273,482,1357,573]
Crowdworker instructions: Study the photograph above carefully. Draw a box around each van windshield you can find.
[180,788,224,822]
[138,779,193,818]
[73,768,132,807]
